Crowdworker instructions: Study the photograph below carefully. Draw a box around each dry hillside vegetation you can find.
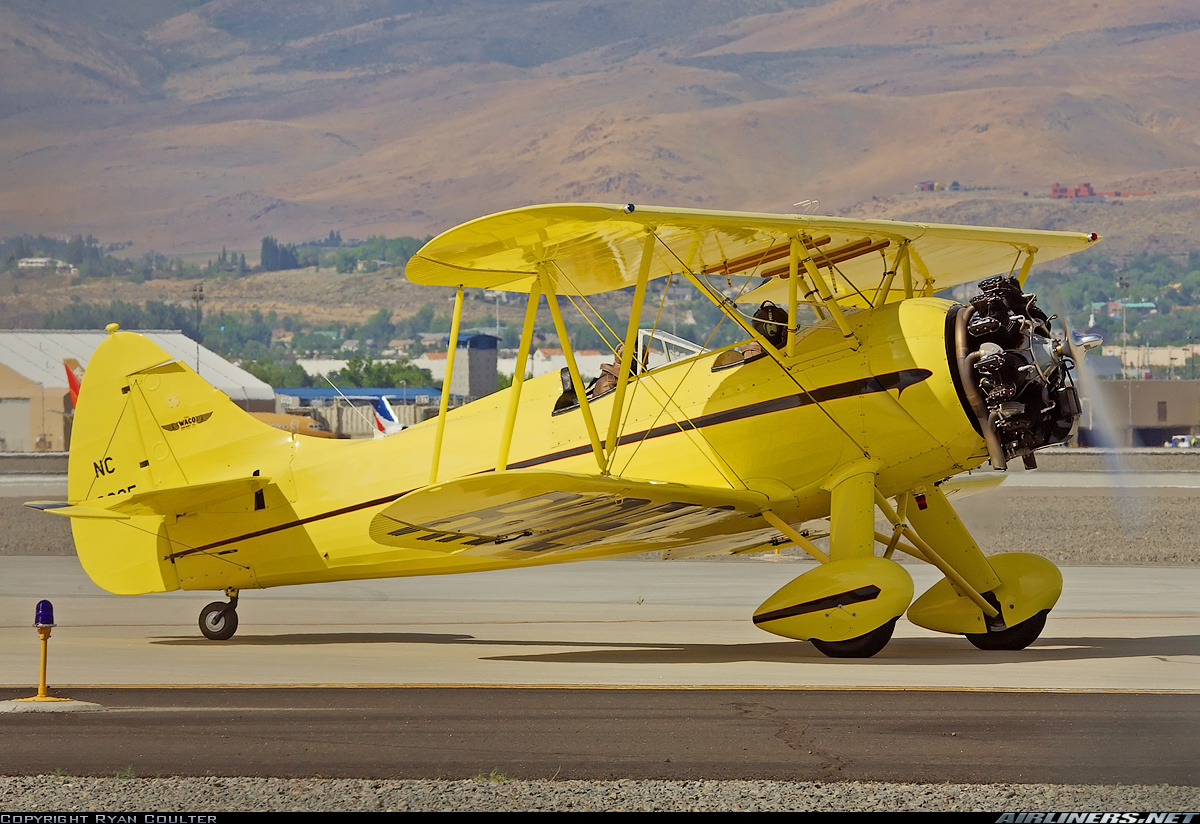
[1,0,1199,259]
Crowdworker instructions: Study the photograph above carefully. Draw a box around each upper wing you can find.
[405,203,1099,297]
[367,469,771,561]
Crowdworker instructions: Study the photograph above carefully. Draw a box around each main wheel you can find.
[811,617,897,659]
[199,601,239,641]
[966,609,1048,651]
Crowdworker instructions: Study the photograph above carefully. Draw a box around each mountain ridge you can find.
[2,0,1199,258]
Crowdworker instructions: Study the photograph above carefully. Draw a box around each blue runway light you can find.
[34,599,55,628]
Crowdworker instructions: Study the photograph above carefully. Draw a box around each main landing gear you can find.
[198,589,239,641]
[810,618,898,659]
[965,609,1049,651]
[752,470,1063,659]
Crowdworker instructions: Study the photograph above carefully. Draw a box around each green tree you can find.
[334,355,434,388]
[260,236,299,271]
[42,300,198,339]
[242,357,313,388]
[357,308,395,346]
[65,235,85,266]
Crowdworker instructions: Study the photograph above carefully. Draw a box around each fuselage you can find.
[65,298,991,595]
[99,297,980,593]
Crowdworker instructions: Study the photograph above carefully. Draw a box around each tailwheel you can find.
[811,617,897,659]
[965,609,1048,651]
[199,600,239,641]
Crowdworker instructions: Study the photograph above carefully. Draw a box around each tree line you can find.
[39,299,439,388]
[2,230,429,281]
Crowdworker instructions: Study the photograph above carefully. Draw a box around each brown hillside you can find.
[2,0,1199,260]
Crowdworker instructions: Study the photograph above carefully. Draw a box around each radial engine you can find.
[952,275,1084,470]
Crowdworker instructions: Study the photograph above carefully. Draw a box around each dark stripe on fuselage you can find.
[506,368,932,470]
[165,368,932,560]
[167,492,407,560]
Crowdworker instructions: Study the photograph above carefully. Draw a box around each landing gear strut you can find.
[199,589,239,641]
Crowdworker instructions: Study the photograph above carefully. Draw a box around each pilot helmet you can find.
[752,301,788,348]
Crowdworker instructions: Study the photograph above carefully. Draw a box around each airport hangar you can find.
[0,329,273,453]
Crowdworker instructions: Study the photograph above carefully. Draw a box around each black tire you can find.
[966,609,1048,651]
[811,617,897,659]
[199,601,239,641]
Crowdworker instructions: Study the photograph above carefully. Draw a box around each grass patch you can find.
[471,769,511,784]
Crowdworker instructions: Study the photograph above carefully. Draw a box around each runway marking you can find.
[998,471,1200,488]
[7,683,1200,694]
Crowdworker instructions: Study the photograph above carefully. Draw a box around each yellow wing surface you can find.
[406,203,1099,298]
[368,470,771,561]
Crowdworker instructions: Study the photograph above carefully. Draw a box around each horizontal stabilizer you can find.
[24,501,130,520]
[367,470,768,560]
[25,476,271,520]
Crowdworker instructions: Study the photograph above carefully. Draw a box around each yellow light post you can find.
[16,600,71,704]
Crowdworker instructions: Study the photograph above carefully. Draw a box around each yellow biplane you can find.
[28,203,1101,657]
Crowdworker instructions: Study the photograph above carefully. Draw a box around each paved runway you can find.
[1,557,1198,691]
[1,557,1198,781]
[2,687,1197,783]
[2,471,1198,782]
[999,470,1200,488]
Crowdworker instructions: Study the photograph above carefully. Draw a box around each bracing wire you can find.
[650,228,874,460]
[608,268,750,487]
[548,261,624,355]
[811,241,873,306]
[565,293,619,354]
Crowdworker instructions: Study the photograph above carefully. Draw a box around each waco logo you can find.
[161,412,213,431]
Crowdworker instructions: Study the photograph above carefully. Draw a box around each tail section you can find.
[62,327,296,594]
[63,358,83,408]
[370,396,404,437]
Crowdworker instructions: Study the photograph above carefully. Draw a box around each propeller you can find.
[1052,306,1148,537]
[1059,325,1103,368]
[1052,309,1105,441]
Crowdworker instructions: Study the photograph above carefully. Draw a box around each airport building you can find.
[0,330,273,452]
[1077,378,1200,447]
[3,327,1199,452]
[447,333,499,400]
[274,386,464,436]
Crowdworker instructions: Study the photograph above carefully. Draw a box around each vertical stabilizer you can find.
[370,396,404,437]
[65,328,294,594]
